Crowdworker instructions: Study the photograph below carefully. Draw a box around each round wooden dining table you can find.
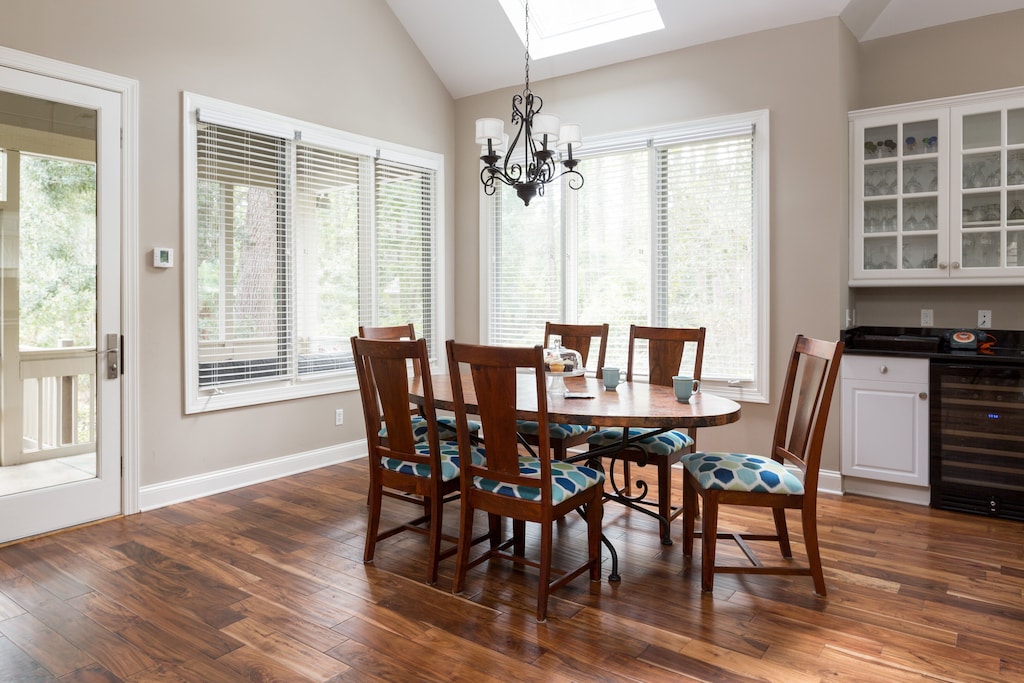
[411,374,741,431]
[409,373,741,581]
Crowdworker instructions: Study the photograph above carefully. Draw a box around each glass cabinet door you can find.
[952,99,1024,275]
[854,114,945,279]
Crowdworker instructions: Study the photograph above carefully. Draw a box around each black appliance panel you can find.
[929,361,1024,521]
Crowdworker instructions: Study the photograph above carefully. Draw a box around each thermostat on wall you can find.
[153,247,174,268]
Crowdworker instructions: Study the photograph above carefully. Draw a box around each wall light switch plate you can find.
[153,247,174,268]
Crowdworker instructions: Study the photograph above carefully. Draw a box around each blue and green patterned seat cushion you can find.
[379,415,481,443]
[586,427,694,456]
[680,452,804,494]
[381,440,487,482]
[474,457,605,503]
[515,420,596,440]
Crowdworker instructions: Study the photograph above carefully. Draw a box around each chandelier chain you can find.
[524,0,530,94]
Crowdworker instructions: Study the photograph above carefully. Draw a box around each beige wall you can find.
[454,19,856,465]
[4,3,1020,496]
[852,10,1024,330]
[0,0,455,487]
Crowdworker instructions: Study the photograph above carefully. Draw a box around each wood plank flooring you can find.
[1,458,1022,682]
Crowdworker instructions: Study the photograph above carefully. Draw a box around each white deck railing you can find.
[19,347,97,459]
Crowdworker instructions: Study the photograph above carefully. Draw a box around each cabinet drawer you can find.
[842,355,928,383]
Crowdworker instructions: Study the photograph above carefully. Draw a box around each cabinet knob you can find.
[951,261,961,269]
[879,365,888,374]
[919,392,928,400]
[939,261,948,270]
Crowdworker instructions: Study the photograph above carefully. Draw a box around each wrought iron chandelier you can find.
[475,0,583,206]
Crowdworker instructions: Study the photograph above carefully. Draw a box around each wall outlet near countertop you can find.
[978,310,992,329]
[335,408,344,426]
[921,308,934,327]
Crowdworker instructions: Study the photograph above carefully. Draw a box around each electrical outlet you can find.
[335,408,344,426]
[921,308,934,327]
[978,310,992,329]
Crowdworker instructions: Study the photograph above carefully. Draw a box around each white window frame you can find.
[480,110,769,403]
[183,93,444,413]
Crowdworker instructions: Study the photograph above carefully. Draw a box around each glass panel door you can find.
[0,67,122,543]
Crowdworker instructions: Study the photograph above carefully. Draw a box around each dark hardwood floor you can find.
[1,458,1022,682]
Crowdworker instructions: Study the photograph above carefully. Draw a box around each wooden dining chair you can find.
[681,335,844,595]
[587,325,706,545]
[352,335,486,585]
[516,322,609,459]
[358,324,478,443]
[446,340,604,622]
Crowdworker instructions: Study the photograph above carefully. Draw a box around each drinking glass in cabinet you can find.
[1009,197,1024,223]
[963,152,1000,188]
[1008,231,1024,266]
[962,232,1000,268]
[903,234,938,269]
[865,200,897,232]
[903,160,934,194]
[864,238,897,270]
[1009,151,1024,185]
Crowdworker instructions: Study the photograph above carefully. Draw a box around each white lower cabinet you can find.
[841,356,930,503]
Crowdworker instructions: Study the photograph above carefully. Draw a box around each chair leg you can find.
[772,507,793,558]
[364,481,383,564]
[682,470,697,557]
[700,492,720,593]
[513,519,526,557]
[452,495,476,595]
[424,492,444,585]
[657,458,673,545]
[587,492,603,581]
[802,505,827,597]
[537,521,553,622]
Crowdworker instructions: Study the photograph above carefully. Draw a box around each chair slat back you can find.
[359,324,421,377]
[626,325,706,387]
[447,341,552,498]
[544,322,609,376]
[352,336,439,463]
[772,335,844,491]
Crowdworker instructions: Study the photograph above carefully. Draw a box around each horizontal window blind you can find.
[294,143,362,372]
[484,112,767,400]
[655,132,755,381]
[488,180,563,347]
[196,122,292,388]
[370,158,437,352]
[185,93,445,411]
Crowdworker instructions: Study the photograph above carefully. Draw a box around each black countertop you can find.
[841,326,1024,363]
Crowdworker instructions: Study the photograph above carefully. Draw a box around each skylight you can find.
[497,0,665,60]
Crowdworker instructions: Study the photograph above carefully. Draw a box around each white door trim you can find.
[0,46,140,516]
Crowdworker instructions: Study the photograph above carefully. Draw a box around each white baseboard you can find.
[817,468,842,496]
[139,440,367,511]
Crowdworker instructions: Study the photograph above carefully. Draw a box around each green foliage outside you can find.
[18,154,97,350]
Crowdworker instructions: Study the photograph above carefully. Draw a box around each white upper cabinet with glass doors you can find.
[951,96,1024,277]
[850,110,948,283]
[851,86,1024,285]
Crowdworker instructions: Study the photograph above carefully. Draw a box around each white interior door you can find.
[0,66,122,543]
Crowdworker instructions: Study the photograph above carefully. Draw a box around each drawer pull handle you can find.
[919,392,928,400]
[879,365,888,374]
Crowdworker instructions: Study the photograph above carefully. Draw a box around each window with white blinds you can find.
[185,93,443,413]
[484,110,769,402]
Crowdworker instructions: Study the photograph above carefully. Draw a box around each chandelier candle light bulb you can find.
[475,0,584,206]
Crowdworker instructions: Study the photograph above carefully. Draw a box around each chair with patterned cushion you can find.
[681,334,843,595]
[587,325,705,545]
[516,322,609,460]
[359,324,479,443]
[352,335,486,585]
[447,340,604,622]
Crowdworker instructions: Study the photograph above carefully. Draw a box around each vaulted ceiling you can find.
[386,0,1024,99]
